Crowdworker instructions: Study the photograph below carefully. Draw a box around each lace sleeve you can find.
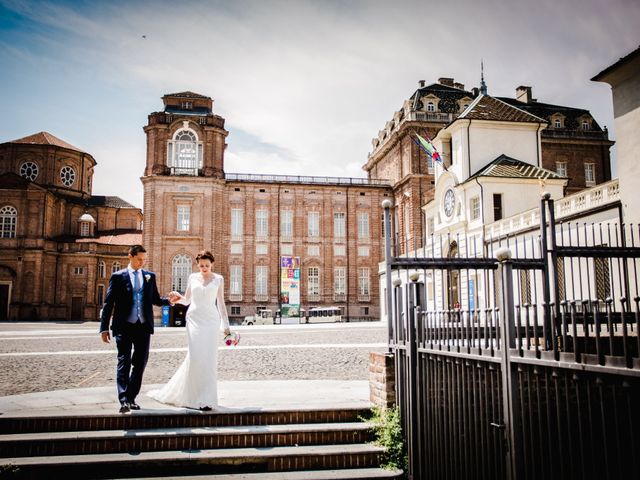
[216,275,230,330]
[178,274,193,306]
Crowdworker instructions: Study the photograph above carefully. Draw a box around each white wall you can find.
[468,123,541,177]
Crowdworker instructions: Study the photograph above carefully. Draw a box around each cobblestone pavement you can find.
[0,322,388,396]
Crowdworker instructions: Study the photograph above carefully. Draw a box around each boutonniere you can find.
[144,274,151,282]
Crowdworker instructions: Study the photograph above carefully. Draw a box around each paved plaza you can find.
[0,322,387,414]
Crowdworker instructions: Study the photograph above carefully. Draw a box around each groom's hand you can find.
[101,331,111,343]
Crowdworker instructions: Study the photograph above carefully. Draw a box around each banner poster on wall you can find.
[280,256,301,317]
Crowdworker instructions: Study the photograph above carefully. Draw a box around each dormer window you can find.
[582,120,590,130]
[181,101,193,110]
[427,102,435,112]
[78,213,96,237]
[554,118,562,128]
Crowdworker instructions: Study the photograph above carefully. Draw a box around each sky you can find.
[1,0,638,209]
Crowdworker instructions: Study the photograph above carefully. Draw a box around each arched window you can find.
[427,102,435,112]
[0,206,17,238]
[172,254,192,293]
[112,262,121,273]
[167,128,203,175]
[98,261,106,278]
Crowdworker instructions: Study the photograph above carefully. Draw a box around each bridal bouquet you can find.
[224,332,240,346]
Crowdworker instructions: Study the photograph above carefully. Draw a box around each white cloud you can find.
[1,0,639,205]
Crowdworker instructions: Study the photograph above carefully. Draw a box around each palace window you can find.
[358,246,369,257]
[357,212,369,239]
[60,166,76,187]
[231,209,243,238]
[256,210,268,238]
[334,267,346,295]
[80,222,90,237]
[74,266,84,275]
[582,120,590,130]
[585,163,595,186]
[358,268,370,296]
[230,266,242,295]
[427,102,435,112]
[308,211,320,237]
[554,118,562,128]
[0,206,17,238]
[470,196,480,220]
[255,266,268,296]
[231,306,241,315]
[177,205,190,231]
[281,210,293,238]
[308,267,320,296]
[171,254,192,293]
[493,194,503,221]
[334,212,346,238]
[20,162,38,181]
[112,262,120,273]
[556,161,567,177]
[98,261,106,278]
[97,284,105,305]
[167,128,203,175]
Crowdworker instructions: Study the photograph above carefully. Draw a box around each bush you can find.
[365,405,408,475]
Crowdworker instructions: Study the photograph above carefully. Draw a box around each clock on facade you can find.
[443,188,455,218]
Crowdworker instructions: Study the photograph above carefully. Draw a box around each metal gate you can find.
[384,195,640,480]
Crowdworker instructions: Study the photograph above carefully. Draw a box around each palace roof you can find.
[469,154,565,180]
[459,95,546,123]
[5,131,86,153]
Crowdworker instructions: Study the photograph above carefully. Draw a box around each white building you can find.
[379,94,623,321]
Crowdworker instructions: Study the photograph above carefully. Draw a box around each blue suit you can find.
[100,269,170,404]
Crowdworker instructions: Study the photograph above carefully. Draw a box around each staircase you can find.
[0,407,403,479]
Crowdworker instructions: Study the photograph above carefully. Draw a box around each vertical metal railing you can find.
[385,194,640,480]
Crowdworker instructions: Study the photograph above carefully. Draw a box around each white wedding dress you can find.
[148,272,230,409]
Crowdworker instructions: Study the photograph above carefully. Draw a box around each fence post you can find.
[383,199,394,351]
[407,273,423,480]
[496,247,522,480]
[539,193,554,352]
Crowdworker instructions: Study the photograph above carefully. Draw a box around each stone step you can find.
[130,467,403,479]
[0,422,374,457]
[0,443,386,479]
[0,407,369,434]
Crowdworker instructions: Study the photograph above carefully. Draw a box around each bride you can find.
[148,250,231,410]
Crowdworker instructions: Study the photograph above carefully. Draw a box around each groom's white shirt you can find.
[127,265,143,288]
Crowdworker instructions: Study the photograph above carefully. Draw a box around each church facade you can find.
[0,132,142,321]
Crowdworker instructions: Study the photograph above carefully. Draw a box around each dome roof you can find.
[79,213,96,223]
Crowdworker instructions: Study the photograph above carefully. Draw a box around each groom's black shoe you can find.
[119,402,130,414]
[129,402,141,410]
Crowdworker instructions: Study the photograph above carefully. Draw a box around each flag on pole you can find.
[414,132,443,165]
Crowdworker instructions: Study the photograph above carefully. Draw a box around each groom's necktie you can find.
[133,270,143,323]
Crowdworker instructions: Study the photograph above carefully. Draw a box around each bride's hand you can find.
[223,328,231,336]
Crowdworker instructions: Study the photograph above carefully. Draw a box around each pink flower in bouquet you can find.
[224,332,240,346]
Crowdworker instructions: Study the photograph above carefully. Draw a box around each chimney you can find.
[438,77,454,87]
[516,86,532,103]
[471,87,479,97]
[454,82,465,90]
[418,80,426,88]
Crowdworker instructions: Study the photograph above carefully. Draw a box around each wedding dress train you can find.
[148,272,230,409]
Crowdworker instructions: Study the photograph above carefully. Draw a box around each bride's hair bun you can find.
[196,250,215,262]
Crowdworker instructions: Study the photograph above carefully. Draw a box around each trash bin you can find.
[169,304,188,327]
[161,306,170,327]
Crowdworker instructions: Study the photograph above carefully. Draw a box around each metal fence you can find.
[384,195,640,480]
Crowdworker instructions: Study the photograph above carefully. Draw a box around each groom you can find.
[100,244,171,413]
